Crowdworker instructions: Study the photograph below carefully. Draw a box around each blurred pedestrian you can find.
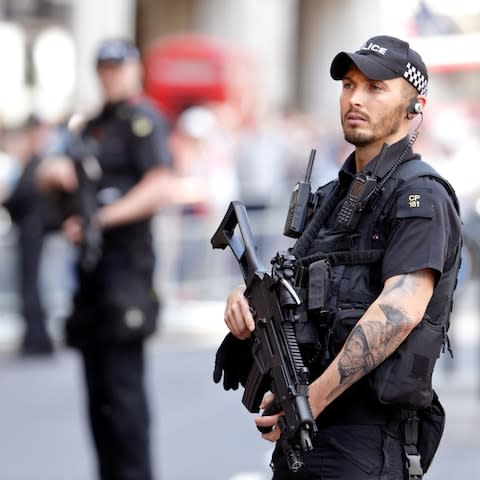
[235,109,290,211]
[172,104,239,216]
[37,38,175,480]
[2,117,54,356]
[167,104,238,290]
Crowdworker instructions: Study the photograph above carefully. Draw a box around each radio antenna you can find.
[304,149,316,182]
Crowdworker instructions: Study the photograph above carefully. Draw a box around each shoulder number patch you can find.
[408,194,421,208]
[396,188,433,219]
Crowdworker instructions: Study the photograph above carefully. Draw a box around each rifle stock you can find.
[65,132,102,271]
[211,201,317,472]
[211,201,266,285]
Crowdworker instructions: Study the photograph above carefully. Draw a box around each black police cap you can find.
[96,38,140,65]
[330,35,428,96]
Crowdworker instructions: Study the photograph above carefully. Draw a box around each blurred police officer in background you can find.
[37,38,178,480]
[1,116,54,356]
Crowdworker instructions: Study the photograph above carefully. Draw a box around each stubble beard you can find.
[342,103,405,147]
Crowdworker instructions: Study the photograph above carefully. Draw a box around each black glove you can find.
[213,333,253,390]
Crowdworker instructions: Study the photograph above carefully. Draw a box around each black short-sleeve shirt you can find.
[85,98,172,184]
[83,98,173,252]
[126,100,173,175]
[382,175,461,283]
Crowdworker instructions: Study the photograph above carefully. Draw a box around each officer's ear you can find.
[407,95,427,119]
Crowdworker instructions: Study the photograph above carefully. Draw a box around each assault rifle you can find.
[64,123,102,272]
[211,201,317,472]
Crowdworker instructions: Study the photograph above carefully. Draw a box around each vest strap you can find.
[292,183,345,258]
[296,249,384,268]
[401,409,424,479]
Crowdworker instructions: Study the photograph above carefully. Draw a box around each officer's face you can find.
[97,61,141,102]
[340,65,409,148]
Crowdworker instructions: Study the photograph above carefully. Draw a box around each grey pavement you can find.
[1,317,480,480]
[1,279,480,479]
[0,335,271,480]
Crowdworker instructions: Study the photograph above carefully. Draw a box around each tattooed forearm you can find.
[337,303,410,385]
[317,271,433,410]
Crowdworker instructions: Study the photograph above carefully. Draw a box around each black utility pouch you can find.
[416,390,445,473]
[294,289,318,346]
[399,391,445,476]
[100,267,159,344]
[328,308,366,357]
[308,259,331,311]
[369,315,444,408]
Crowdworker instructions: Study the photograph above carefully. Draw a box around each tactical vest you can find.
[291,155,461,409]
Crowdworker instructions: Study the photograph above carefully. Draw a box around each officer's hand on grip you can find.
[255,392,282,443]
[224,285,255,340]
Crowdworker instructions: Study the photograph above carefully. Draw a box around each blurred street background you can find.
[0,0,479,478]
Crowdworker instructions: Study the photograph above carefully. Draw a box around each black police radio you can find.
[336,143,389,230]
[283,149,316,238]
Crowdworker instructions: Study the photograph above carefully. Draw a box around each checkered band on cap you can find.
[404,62,428,96]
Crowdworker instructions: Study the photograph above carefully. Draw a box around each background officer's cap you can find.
[96,38,140,66]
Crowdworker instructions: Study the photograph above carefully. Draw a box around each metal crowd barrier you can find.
[1,203,478,348]
[0,204,294,345]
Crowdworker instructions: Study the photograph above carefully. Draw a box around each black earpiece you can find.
[407,96,423,116]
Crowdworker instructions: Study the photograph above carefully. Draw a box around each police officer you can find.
[38,38,174,480]
[219,36,462,479]
[3,117,54,356]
